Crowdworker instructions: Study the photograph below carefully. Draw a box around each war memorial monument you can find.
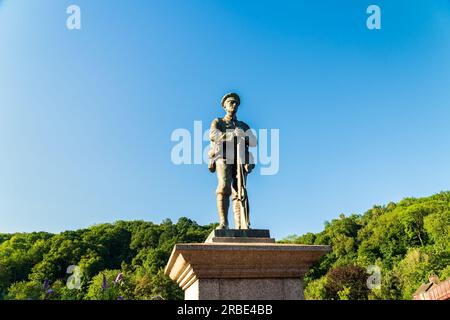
[165,93,331,300]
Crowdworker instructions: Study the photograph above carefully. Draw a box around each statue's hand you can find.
[234,128,246,139]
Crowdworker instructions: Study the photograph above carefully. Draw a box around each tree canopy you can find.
[0,192,448,300]
[283,192,450,300]
[0,218,214,300]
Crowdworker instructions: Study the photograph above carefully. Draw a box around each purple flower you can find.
[101,274,107,290]
[117,296,124,300]
[113,272,123,285]
[43,279,50,291]
[44,289,54,300]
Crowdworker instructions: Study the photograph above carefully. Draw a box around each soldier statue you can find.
[208,93,257,229]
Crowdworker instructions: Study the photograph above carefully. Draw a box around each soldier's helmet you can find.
[221,93,240,107]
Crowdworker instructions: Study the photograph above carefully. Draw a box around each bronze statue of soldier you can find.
[208,93,257,230]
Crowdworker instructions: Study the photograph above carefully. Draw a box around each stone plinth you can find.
[205,229,275,243]
[164,242,330,300]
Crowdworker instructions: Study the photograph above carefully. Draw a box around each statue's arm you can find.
[246,128,257,147]
[242,122,257,147]
[210,118,234,142]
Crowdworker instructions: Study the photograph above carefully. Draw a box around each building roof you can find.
[413,278,450,300]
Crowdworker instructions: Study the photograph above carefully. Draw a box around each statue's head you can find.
[221,93,240,115]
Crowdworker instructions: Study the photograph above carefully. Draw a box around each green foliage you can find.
[52,280,85,300]
[282,191,450,300]
[1,191,448,300]
[133,269,182,300]
[304,276,327,300]
[337,286,351,300]
[324,264,369,300]
[0,232,52,295]
[5,281,43,300]
[424,210,450,251]
[0,218,213,300]
[85,270,125,300]
[394,248,431,299]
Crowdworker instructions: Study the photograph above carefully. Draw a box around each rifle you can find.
[236,135,250,229]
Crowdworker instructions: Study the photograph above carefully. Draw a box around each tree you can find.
[85,270,124,300]
[304,276,327,300]
[1,191,449,300]
[324,265,369,300]
[5,281,44,300]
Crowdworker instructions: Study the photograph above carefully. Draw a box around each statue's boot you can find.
[216,194,229,229]
[232,198,241,229]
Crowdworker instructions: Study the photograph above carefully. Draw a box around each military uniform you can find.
[208,93,257,229]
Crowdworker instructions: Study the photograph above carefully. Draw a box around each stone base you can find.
[185,278,304,300]
[205,229,275,243]
[165,242,331,300]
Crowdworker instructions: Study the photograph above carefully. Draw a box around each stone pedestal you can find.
[164,231,330,300]
[205,229,275,243]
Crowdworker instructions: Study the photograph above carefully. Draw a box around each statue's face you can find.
[223,98,239,115]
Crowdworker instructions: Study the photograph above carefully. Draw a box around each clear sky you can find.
[1,0,450,240]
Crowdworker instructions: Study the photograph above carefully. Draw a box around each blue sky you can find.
[1,0,450,240]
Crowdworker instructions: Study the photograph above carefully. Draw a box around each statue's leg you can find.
[215,160,232,229]
[216,194,229,229]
